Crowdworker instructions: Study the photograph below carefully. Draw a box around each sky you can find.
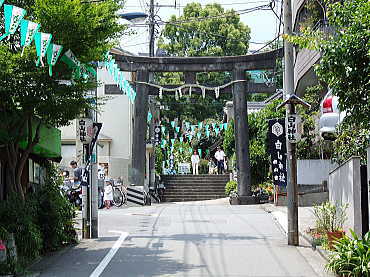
[119,0,282,55]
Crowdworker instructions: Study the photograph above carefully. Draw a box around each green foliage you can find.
[223,100,285,186]
[285,0,370,128]
[36,164,77,251]
[313,202,348,234]
[223,120,235,158]
[332,121,370,165]
[225,180,237,196]
[0,163,77,272]
[327,230,370,276]
[0,0,125,199]
[157,2,251,121]
[198,159,209,174]
[155,146,164,175]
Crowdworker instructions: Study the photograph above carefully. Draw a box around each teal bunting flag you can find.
[0,0,4,8]
[147,112,152,122]
[171,146,174,152]
[198,149,202,158]
[161,144,165,149]
[224,123,228,130]
[61,49,80,73]
[47,43,63,76]
[185,122,190,129]
[161,126,166,134]
[34,31,52,67]
[206,149,210,155]
[205,124,209,131]
[219,123,224,130]
[179,137,183,143]
[171,121,175,128]
[212,123,216,129]
[175,127,180,133]
[188,134,193,141]
[20,19,40,56]
[215,128,220,135]
[0,5,27,41]
[189,148,193,154]
[171,139,175,145]
[179,147,183,153]
[197,133,201,139]
[198,122,203,129]
[191,125,195,132]
[206,130,210,138]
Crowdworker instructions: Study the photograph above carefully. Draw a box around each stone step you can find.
[165,188,225,192]
[164,197,226,202]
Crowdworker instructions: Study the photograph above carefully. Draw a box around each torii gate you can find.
[114,49,282,204]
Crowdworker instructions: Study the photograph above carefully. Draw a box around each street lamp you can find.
[118,12,148,23]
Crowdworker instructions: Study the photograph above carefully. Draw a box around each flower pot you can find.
[327,230,345,249]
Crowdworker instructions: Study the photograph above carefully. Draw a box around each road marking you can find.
[89,231,129,277]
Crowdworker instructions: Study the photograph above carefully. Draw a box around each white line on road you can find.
[89,231,129,277]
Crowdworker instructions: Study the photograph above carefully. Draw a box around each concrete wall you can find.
[298,159,336,185]
[329,157,362,236]
[276,191,328,207]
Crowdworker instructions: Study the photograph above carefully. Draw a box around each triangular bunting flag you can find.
[47,43,63,76]
[34,31,52,67]
[0,5,26,41]
[20,20,40,56]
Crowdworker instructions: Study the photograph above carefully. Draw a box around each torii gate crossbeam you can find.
[116,49,282,204]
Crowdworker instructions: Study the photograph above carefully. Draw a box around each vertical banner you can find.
[268,119,287,186]
[34,32,52,67]
[0,5,27,41]
[154,125,161,146]
[20,20,40,55]
[286,114,302,143]
[47,43,63,76]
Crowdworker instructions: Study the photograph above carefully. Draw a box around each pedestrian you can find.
[191,150,200,175]
[214,146,226,174]
[104,179,113,209]
[70,160,83,187]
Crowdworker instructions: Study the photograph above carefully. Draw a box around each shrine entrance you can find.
[115,49,282,204]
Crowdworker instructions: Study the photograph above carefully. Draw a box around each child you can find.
[104,180,113,209]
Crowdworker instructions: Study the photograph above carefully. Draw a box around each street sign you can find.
[286,114,301,143]
[77,118,94,143]
[268,119,287,186]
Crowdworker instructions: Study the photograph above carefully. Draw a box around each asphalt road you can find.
[31,201,331,277]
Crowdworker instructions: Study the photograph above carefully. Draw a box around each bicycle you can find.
[112,183,127,207]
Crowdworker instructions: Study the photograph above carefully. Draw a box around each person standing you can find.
[103,179,113,209]
[214,147,226,174]
[191,150,200,175]
[70,160,83,187]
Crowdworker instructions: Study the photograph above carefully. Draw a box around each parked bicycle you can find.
[112,181,127,207]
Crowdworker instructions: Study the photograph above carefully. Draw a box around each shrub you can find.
[36,164,77,251]
[199,159,209,174]
[225,180,237,196]
[327,230,370,276]
[313,201,348,234]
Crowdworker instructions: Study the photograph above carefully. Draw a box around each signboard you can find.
[268,119,287,186]
[286,114,301,143]
[77,118,94,143]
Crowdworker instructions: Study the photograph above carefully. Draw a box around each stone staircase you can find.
[161,174,230,202]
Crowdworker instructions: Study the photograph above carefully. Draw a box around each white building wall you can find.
[59,67,134,183]
[297,159,337,185]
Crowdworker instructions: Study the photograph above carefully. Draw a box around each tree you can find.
[0,0,125,200]
[285,0,370,128]
[157,3,251,121]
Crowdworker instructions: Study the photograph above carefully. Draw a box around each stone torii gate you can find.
[114,49,282,204]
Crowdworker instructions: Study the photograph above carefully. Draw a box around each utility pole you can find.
[283,0,299,245]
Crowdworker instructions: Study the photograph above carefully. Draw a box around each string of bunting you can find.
[135,80,247,100]
[0,2,102,84]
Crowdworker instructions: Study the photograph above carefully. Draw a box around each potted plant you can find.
[313,201,348,249]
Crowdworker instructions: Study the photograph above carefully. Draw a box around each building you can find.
[59,49,154,186]
[293,0,326,95]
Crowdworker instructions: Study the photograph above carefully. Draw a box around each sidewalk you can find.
[261,204,332,261]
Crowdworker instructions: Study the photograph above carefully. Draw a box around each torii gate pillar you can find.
[232,68,255,204]
[131,70,149,186]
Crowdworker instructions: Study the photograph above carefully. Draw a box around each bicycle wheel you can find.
[112,188,124,207]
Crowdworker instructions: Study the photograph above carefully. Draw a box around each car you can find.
[319,89,346,140]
